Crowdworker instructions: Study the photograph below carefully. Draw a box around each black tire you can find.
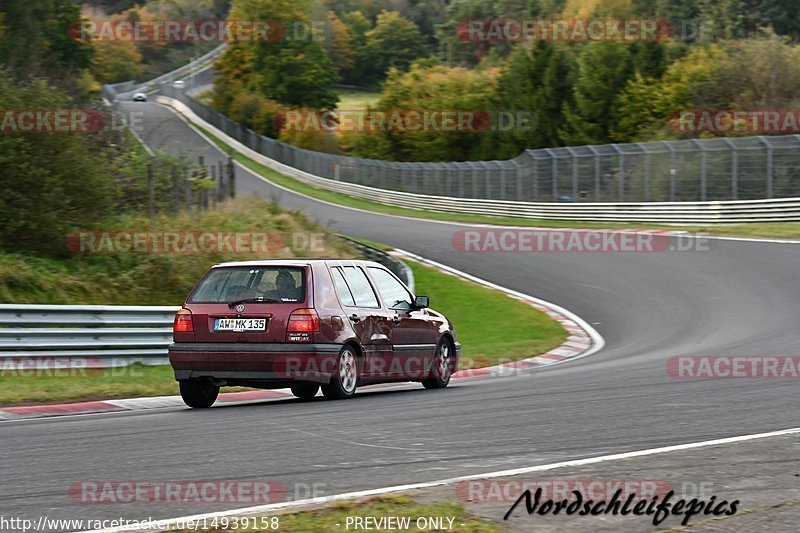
[179,379,219,408]
[291,383,320,400]
[321,345,359,400]
[422,337,454,390]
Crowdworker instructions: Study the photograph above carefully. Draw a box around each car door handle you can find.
[391,314,401,324]
[349,314,361,323]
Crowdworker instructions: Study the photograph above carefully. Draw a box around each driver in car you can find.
[275,269,301,301]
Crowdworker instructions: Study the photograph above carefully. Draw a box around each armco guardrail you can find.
[105,44,226,104]
[1,248,413,367]
[160,95,800,224]
[159,85,800,205]
[339,236,414,291]
[0,305,178,367]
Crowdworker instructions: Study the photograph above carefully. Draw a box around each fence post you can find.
[691,139,707,201]
[757,136,773,199]
[637,143,650,202]
[544,149,557,201]
[209,165,217,208]
[565,147,578,200]
[217,161,225,202]
[667,143,676,202]
[228,156,235,198]
[611,144,624,201]
[723,138,737,200]
[587,146,600,201]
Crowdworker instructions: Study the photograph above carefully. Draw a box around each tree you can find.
[91,41,143,83]
[213,0,339,110]
[357,11,428,86]
[485,41,575,156]
[0,74,116,255]
[0,0,92,82]
[560,42,634,145]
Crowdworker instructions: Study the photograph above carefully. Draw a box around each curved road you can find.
[2,101,798,526]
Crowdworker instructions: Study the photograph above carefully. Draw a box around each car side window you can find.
[342,266,380,308]
[368,267,413,310]
[331,267,356,307]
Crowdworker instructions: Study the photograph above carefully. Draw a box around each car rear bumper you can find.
[169,342,342,384]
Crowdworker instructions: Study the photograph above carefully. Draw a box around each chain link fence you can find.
[157,75,800,204]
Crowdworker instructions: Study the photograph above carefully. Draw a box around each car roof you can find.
[211,259,385,269]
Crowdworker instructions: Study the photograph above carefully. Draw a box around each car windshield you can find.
[188,266,305,304]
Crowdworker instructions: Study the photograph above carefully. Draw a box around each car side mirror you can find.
[413,295,429,309]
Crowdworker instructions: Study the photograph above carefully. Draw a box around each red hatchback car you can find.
[169,259,460,407]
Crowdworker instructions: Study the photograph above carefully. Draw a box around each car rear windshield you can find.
[188,266,306,304]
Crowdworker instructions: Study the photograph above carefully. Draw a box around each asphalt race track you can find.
[2,101,798,527]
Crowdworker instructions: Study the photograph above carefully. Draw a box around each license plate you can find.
[214,318,267,332]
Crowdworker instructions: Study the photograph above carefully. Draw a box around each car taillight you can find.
[287,308,319,341]
[173,309,194,333]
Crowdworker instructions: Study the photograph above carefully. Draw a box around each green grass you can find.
[0,197,355,305]
[192,123,800,239]
[0,364,236,406]
[175,494,500,532]
[406,260,566,369]
[2,256,565,405]
[335,88,381,110]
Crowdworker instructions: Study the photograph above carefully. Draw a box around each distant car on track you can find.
[169,260,460,408]
[172,80,186,89]
[131,92,148,102]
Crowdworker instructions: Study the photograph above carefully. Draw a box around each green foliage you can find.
[0,74,116,255]
[0,198,356,306]
[484,41,575,157]
[560,42,634,145]
[0,0,92,83]
[356,11,428,86]
[213,0,339,110]
[344,62,497,161]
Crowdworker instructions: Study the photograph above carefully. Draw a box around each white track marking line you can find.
[84,426,800,532]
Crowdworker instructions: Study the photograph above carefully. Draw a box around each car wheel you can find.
[291,383,319,400]
[179,379,219,408]
[321,346,359,400]
[422,337,453,389]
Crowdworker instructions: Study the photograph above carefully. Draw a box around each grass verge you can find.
[335,88,381,110]
[0,197,354,305]
[0,365,224,406]
[192,123,800,240]
[406,260,566,369]
[175,494,500,532]
[1,254,566,406]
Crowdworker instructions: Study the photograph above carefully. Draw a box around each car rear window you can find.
[188,266,306,303]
